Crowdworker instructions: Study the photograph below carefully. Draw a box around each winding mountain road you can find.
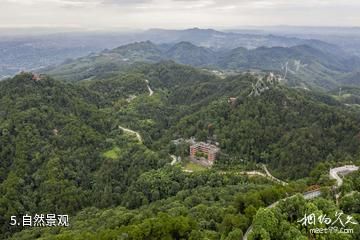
[243,189,321,240]
[119,126,143,143]
[330,165,359,187]
[262,164,288,186]
[243,165,359,240]
[118,80,153,144]
[145,79,154,96]
[170,155,178,165]
[220,167,287,186]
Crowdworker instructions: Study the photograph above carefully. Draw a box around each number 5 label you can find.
[10,216,17,226]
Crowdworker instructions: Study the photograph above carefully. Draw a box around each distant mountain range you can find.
[141,28,345,54]
[1,27,355,79]
[45,40,360,91]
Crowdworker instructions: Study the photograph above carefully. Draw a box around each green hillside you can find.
[165,85,360,179]
[2,62,360,239]
[0,73,167,238]
[44,41,360,91]
[45,61,360,180]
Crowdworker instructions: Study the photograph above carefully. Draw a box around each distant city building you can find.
[190,142,220,166]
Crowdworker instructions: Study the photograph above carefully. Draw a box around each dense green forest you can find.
[248,168,360,239]
[167,86,360,179]
[0,73,167,238]
[96,61,360,179]
[10,167,302,240]
[249,194,360,239]
[1,60,360,239]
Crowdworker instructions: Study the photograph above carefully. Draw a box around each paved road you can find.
[145,79,154,96]
[219,169,287,186]
[118,80,154,143]
[243,165,359,240]
[329,165,359,204]
[262,165,288,186]
[170,155,177,165]
[220,170,266,178]
[119,126,143,143]
[243,189,321,240]
[236,171,267,178]
[329,165,359,187]
[303,190,322,200]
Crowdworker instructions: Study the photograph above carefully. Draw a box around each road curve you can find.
[329,165,359,187]
[243,165,359,240]
[145,79,154,96]
[219,165,288,186]
[170,155,177,165]
[243,189,321,240]
[262,165,288,186]
[119,126,143,143]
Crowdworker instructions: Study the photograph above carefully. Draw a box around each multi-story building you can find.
[190,142,220,166]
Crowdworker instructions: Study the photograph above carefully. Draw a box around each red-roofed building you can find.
[190,142,220,166]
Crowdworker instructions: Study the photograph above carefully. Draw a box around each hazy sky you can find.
[1,0,360,30]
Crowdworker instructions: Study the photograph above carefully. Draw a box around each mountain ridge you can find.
[45,40,360,90]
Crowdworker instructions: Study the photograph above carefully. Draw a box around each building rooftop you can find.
[191,141,220,153]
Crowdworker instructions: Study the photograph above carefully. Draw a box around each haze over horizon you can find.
[1,0,360,30]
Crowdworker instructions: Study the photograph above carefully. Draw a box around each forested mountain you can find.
[330,86,360,106]
[164,41,217,66]
[44,40,360,91]
[1,60,360,239]
[10,168,297,240]
[35,61,360,180]
[218,44,357,72]
[338,71,360,86]
[72,61,360,180]
[165,84,360,179]
[0,73,168,238]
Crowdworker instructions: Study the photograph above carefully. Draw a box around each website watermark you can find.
[309,227,353,234]
[298,212,357,234]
